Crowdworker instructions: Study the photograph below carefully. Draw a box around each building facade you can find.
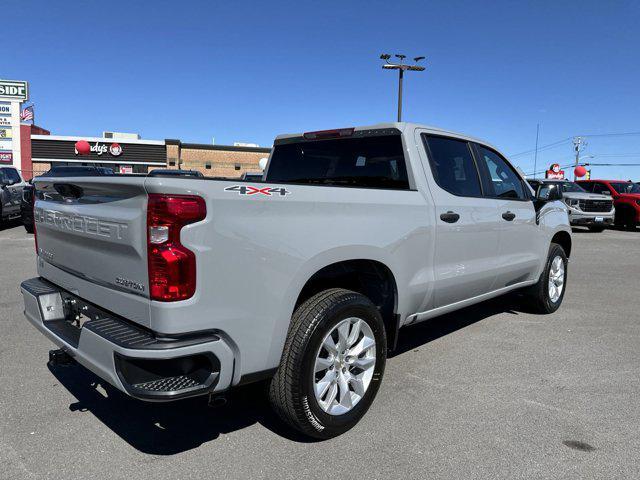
[166,140,270,177]
[22,133,271,178]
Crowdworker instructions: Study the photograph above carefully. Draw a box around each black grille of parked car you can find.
[578,199,613,212]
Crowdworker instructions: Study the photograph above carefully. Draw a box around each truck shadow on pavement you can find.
[48,363,311,454]
[49,293,533,453]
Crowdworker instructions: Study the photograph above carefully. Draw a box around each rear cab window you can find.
[266,131,410,190]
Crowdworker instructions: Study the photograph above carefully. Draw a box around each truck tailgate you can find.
[34,177,151,326]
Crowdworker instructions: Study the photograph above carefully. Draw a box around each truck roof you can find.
[274,122,501,155]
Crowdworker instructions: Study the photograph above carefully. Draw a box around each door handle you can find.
[440,211,460,223]
[502,211,516,221]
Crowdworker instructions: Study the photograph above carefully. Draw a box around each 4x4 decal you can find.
[224,185,291,196]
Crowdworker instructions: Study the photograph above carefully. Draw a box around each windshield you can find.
[610,182,640,194]
[557,182,586,193]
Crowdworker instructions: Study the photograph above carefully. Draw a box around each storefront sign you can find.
[545,163,565,180]
[0,80,28,100]
[0,140,11,151]
[119,165,133,174]
[0,117,10,127]
[75,141,123,157]
[0,105,11,115]
[0,151,12,163]
[0,128,11,139]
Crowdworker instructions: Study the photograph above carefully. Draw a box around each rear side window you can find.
[475,146,526,200]
[423,135,482,197]
[266,135,409,190]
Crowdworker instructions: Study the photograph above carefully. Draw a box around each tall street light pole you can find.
[380,54,425,122]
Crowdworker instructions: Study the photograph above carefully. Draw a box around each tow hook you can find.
[48,348,76,367]
[207,392,230,408]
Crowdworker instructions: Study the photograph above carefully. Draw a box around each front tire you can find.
[269,288,386,439]
[525,243,568,314]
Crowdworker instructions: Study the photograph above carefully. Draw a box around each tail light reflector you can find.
[147,194,206,301]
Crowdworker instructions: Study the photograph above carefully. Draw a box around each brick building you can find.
[22,133,272,179]
[166,140,271,177]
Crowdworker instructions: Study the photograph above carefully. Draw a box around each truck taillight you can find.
[147,194,206,302]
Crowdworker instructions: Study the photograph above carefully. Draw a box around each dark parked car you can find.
[21,166,114,233]
[1,166,27,227]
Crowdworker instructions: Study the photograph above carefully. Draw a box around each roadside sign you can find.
[0,151,12,163]
[0,80,28,101]
[0,128,11,139]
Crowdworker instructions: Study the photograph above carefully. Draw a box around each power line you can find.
[509,138,571,158]
[578,131,640,138]
[584,163,640,167]
[510,131,640,160]
[590,153,640,157]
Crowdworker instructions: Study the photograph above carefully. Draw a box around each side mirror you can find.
[536,184,562,202]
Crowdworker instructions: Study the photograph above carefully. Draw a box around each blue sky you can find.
[7,0,640,179]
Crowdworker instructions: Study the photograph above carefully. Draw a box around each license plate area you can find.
[37,290,109,348]
[595,216,604,222]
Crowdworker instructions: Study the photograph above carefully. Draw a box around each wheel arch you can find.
[294,259,400,351]
[551,230,572,258]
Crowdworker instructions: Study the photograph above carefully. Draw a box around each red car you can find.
[577,180,640,228]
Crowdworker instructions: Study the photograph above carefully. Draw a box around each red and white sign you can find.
[109,143,122,156]
[119,165,132,174]
[75,141,123,157]
[0,151,12,163]
[545,163,565,180]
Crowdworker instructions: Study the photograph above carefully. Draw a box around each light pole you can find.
[380,54,425,122]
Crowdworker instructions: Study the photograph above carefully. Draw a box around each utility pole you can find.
[380,54,426,122]
[573,136,586,180]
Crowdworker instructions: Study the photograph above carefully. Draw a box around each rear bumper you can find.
[21,277,235,401]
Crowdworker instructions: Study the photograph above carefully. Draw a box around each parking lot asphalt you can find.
[1,220,639,480]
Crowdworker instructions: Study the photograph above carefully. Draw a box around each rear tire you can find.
[525,243,568,314]
[268,288,386,439]
[615,206,637,229]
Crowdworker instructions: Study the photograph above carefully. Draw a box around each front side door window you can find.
[474,146,526,200]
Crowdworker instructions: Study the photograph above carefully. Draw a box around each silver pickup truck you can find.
[21,123,571,438]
